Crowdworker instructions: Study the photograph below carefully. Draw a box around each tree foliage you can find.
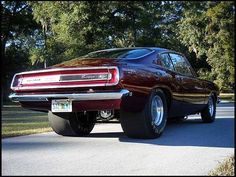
[29,1,189,65]
[178,1,235,91]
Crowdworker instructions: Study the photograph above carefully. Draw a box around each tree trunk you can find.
[43,22,47,68]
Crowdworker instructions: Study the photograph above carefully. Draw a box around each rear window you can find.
[81,48,154,59]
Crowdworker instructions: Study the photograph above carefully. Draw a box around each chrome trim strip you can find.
[9,89,130,102]
[59,73,112,82]
[10,66,119,90]
[18,73,111,84]
[11,83,117,91]
[12,66,118,75]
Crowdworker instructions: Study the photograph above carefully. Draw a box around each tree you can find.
[1,1,41,103]
[29,1,191,64]
[178,1,235,91]
[29,1,114,66]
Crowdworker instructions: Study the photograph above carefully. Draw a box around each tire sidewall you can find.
[201,95,216,123]
[69,112,96,135]
[207,95,216,121]
[145,89,167,136]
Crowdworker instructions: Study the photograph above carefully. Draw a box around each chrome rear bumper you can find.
[9,89,130,102]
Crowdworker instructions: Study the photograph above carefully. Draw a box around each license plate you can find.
[51,99,72,112]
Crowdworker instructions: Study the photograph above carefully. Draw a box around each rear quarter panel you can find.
[201,79,220,99]
[118,60,176,112]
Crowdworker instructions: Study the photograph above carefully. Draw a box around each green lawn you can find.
[2,105,52,138]
[220,93,234,101]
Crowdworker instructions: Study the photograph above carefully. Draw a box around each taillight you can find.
[10,67,119,91]
[107,67,119,85]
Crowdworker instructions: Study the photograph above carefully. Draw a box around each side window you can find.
[169,53,192,76]
[159,53,174,71]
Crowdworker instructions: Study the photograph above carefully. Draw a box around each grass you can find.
[220,93,234,101]
[209,156,235,176]
[2,106,52,138]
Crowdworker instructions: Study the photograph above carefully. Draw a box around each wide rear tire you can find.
[48,111,96,136]
[120,89,167,139]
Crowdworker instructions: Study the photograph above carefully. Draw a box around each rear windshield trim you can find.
[82,48,156,60]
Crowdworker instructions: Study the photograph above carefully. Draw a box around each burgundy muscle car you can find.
[9,47,220,139]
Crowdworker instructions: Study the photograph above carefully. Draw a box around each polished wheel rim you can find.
[208,97,214,116]
[100,110,112,119]
[151,95,164,126]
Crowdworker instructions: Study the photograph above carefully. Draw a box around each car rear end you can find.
[9,66,129,113]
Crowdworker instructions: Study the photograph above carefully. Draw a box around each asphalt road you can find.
[2,103,234,175]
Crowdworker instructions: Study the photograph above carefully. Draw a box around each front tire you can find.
[48,111,96,136]
[120,89,167,139]
[201,95,216,123]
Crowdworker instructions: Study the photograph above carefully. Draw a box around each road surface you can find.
[2,103,234,175]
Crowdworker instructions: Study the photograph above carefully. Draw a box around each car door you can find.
[168,53,207,115]
[157,53,185,117]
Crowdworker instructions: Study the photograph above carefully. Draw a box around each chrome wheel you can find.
[151,95,164,126]
[208,97,214,117]
[100,110,112,119]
